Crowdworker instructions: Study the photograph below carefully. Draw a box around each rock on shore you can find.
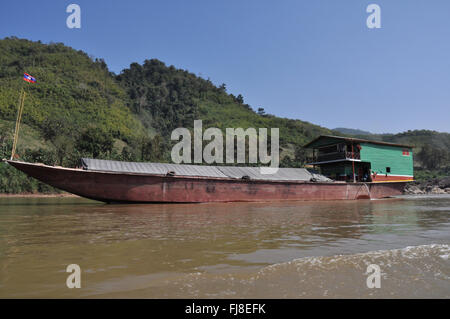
[404,176,450,195]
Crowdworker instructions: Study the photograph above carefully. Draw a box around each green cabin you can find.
[304,135,414,182]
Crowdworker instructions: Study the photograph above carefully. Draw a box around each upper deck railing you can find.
[308,151,360,163]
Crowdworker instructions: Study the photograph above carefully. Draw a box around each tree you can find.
[257,107,265,116]
[139,135,153,161]
[219,83,227,93]
[76,127,114,158]
[41,116,71,142]
[40,115,74,165]
[417,144,446,170]
[54,135,74,165]
[294,146,308,166]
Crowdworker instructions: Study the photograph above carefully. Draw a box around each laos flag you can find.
[23,73,36,83]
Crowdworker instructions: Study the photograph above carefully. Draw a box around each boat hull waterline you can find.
[6,161,406,203]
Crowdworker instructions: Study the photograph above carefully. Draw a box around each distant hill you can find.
[334,129,450,153]
[333,127,450,162]
[333,127,373,136]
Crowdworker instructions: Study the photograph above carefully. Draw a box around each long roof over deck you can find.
[303,135,415,149]
[81,158,332,182]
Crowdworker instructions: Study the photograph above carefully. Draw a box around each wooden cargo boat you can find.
[5,159,407,203]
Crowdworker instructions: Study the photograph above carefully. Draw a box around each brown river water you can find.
[0,195,449,298]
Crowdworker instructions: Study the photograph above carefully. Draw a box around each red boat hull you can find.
[6,161,407,203]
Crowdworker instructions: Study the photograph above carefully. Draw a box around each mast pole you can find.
[11,88,26,160]
[351,142,356,183]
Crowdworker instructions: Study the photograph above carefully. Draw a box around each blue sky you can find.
[1,0,449,133]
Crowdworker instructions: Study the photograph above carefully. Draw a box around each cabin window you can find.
[386,167,391,173]
[402,149,410,156]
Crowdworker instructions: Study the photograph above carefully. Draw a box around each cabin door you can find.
[360,163,372,182]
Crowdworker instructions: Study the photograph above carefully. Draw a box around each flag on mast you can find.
[23,73,36,83]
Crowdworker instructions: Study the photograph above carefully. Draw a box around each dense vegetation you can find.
[115,57,331,162]
[0,38,448,193]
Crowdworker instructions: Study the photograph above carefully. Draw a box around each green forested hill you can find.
[0,38,144,141]
[333,127,373,136]
[334,127,450,151]
[0,38,145,192]
[0,38,332,163]
[0,38,332,192]
[115,58,331,162]
[0,38,448,192]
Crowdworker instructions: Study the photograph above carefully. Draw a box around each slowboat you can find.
[5,145,410,204]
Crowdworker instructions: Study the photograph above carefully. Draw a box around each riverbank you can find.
[404,176,450,195]
[0,193,79,198]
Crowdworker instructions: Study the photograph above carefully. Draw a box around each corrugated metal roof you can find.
[81,158,228,178]
[81,158,332,182]
[303,135,415,149]
[217,166,316,181]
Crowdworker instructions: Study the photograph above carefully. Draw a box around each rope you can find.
[11,88,26,160]
[354,182,371,199]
